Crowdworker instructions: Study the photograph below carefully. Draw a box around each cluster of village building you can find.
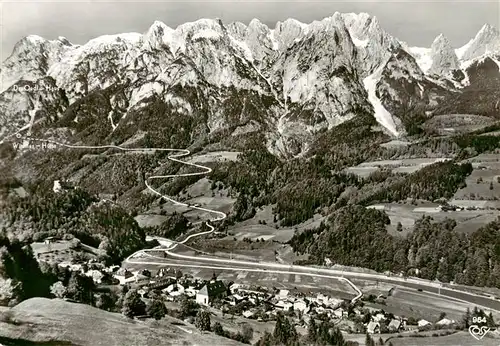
[108,266,458,334]
[32,236,460,337]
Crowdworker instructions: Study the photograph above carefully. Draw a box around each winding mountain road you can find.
[22,135,226,239]
[16,135,362,302]
[13,135,500,311]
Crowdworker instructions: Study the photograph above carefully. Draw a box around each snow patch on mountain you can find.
[192,29,221,41]
[107,111,117,131]
[351,37,368,48]
[27,98,42,135]
[143,21,177,53]
[460,54,493,71]
[269,31,279,50]
[273,18,309,49]
[363,63,399,137]
[128,81,164,110]
[405,46,432,74]
[229,36,254,62]
[283,64,319,104]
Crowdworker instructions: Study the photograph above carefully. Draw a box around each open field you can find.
[345,158,451,177]
[228,223,294,243]
[188,237,283,262]
[227,205,324,243]
[31,240,97,265]
[380,140,411,148]
[227,205,292,242]
[380,287,480,321]
[385,331,500,346]
[350,279,500,322]
[134,214,169,228]
[367,202,499,236]
[454,153,500,203]
[423,114,497,136]
[186,151,241,164]
[0,298,244,346]
[196,207,324,263]
[31,240,73,255]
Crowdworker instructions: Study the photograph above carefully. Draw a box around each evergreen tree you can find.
[330,327,346,345]
[487,312,496,328]
[318,321,331,345]
[307,318,317,343]
[66,271,95,305]
[241,324,254,343]
[195,309,211,331]
[180,294,199,318]
[273,313,285,344]
[273,313,298,345]
[463,307,471,328]
[365,333,375,346]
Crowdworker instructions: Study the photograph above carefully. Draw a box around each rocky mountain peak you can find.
[1,35,75,93]
[273,18,309,49]
[456,23,500,61]
[341,12,400,77]
[57,36,73,46]
[429,33,459,75]
[143,20,174,51]
[3,13,494,155]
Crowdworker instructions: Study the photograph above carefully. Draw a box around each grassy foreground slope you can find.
[0,298,244,346]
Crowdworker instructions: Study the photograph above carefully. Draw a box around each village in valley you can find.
[30,231,482,345]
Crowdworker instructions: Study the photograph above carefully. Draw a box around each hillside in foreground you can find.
[0,298,244,346]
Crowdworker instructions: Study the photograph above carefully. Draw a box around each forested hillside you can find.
[0,186,145,264]
[290,206,500,287]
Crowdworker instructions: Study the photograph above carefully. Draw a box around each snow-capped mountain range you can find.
[1,13,499,156]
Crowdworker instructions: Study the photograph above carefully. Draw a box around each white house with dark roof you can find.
[114,268,135,285]
[196,280,227,306]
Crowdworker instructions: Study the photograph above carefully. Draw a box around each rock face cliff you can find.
[429,34,460,76]
[1,14,499,156]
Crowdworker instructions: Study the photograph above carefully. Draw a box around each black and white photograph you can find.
[1,0,500,345]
